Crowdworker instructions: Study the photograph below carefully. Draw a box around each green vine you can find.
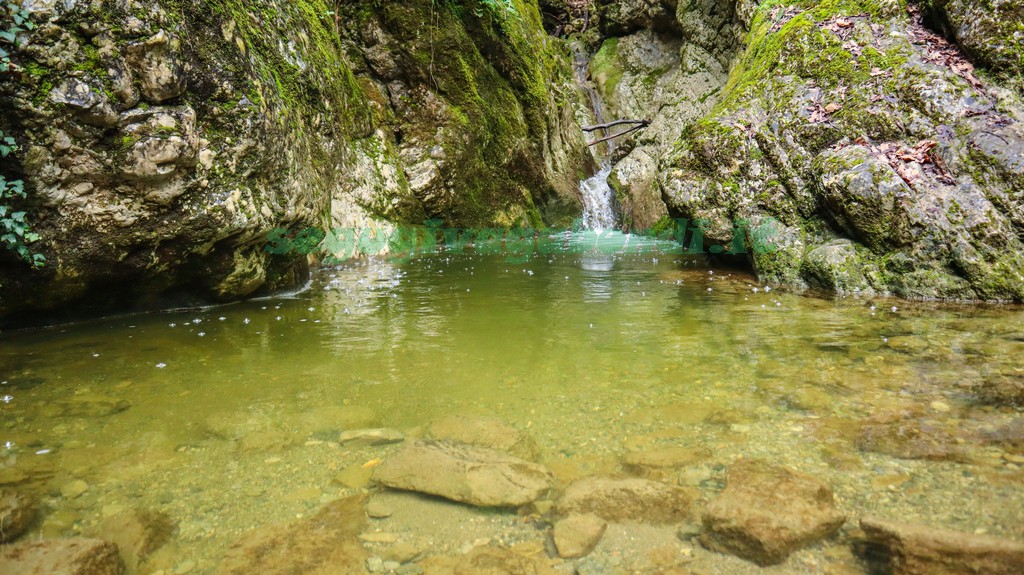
[0,1,34,73]
[1,3,44,268]
[1,131,44,268]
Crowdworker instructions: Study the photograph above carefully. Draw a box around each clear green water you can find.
[2,234,1023,572]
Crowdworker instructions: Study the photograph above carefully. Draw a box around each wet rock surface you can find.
[373,440,555,507]
[419,544,560,574]
[622,446,711,481]
[553,513,607,558]
[556,475,695,523]
[91,509,176,574]
[0,487,36,543]
[700,459,846,566]
[860,516,1024,575]
[425,415,540,460]
[338,428,405,447]
[215,495,366,575]
[0,537,124,575]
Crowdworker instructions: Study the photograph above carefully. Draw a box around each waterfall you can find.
[579,165,617,232]
[572,43,619,233]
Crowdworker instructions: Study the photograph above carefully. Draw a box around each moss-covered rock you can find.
[917,0,1024,93]
[339,0,591,229]
[658,0,1024,300]
[0,0,590,323]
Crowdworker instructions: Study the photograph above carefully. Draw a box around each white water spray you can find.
[579,165,617,232]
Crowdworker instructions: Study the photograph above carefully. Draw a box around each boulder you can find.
[216,495,366,575]
[425,415,540,460]
[700,460,846,566]
[0,537,124,574]
[0,487,36,542]
[553,513,607,558]
[556,476,695,523]
[372,440,554,507]
[860,516,1024,575]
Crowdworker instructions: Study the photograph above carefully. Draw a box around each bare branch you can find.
[586,123,648,146]
[582,119,651,133]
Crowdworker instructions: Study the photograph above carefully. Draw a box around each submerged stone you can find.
[0,537,124,574]
[419,545,559,574]
[860,516,1024,575]
[556,476,696,523]
[425,415,540,461]
[700,459,846,566]
[0,487,36,543]
[553,513,607,559]
[92,509,176,573]
[339,428,405,447]
[372,440,554,507]
[216,495,366,575]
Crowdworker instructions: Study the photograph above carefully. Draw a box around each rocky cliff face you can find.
[2,0,1022,321]
[592,0,1024,301]
[0,0,590,324]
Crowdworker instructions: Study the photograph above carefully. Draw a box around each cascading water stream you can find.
[579,165,617,232]
[572,43,620,234]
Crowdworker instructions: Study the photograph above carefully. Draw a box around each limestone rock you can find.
[699,460,846,566]
[0,487,36,543]
[216,495,367,575]
[372,440,554,507]
[425,415,540,460]
[602,0,678,36]
[556,476,695,523]
[659,1,1024,300]
[0,537,124,575]
[338,428,405,447]
[553,513,607,559]
[49,79,119,127]
[860,516,1024,575]
[125,30,187,103]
